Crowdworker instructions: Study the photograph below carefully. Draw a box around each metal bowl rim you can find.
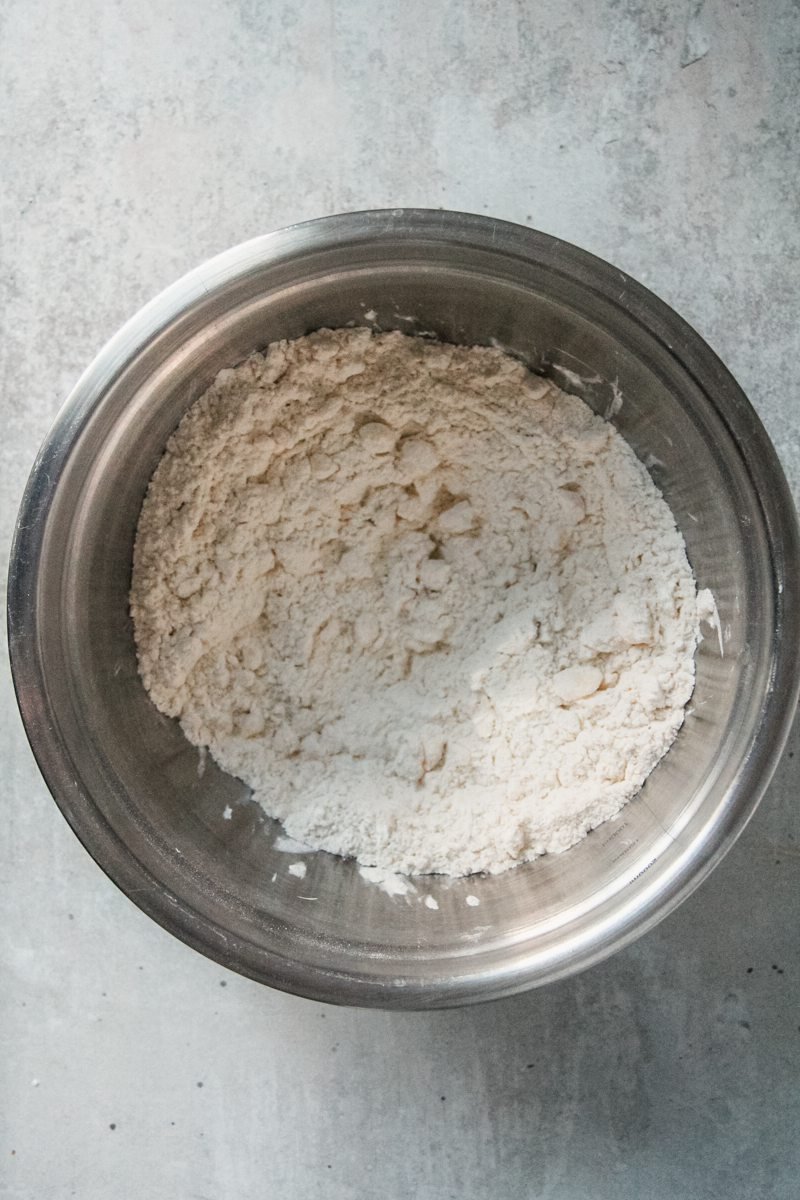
[8,208,800,1008]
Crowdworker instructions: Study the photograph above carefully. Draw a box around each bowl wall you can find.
[9,211,799,1006]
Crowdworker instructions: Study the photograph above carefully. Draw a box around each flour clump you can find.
[131,329,704,876]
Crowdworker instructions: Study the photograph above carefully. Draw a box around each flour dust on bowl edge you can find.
[8,210,800,1008]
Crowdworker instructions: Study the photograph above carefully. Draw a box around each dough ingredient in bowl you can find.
[131,328,706,876]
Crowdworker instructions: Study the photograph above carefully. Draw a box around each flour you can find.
[131,328,704,877]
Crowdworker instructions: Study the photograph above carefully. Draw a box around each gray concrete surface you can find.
[2,1,798,1196]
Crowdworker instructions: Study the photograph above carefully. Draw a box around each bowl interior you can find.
[21,220,780,1005]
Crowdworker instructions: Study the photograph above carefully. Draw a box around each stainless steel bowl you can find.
[8,210,799,1008]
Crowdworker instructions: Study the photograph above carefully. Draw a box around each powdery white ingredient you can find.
[131,328,704,877]
[358,866,416,896]
[697,587,724,656]
[605,380,624,419]
[273,834,314,854]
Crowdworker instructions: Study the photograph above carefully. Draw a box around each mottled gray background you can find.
[2,1,798,1197]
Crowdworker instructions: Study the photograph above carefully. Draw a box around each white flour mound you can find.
[131,328,704,877]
